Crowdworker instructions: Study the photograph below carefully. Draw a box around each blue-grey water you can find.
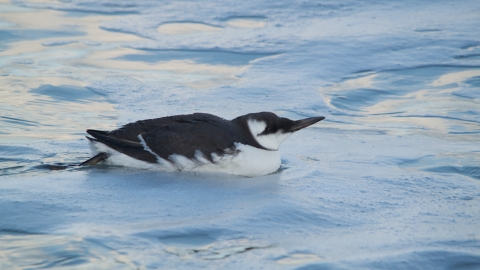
[1,1,480,269]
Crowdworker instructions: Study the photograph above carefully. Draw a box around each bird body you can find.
[83,112,324,177]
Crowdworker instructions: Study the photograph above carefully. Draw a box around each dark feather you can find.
[79,152,109,166]
[85,113,263,164]
[86,129,158,163]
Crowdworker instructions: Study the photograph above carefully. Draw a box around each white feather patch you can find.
[247,119,293,150]
[137,134,177,171]
[193,143,281,177]
[88,140,281,177]
[89,140,164,170]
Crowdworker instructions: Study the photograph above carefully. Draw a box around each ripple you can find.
[276,253,323,265]
[425,166,480,180]
[414,28,442,33]
[0,83,117,141]
[139,232,270,261]
[30,84,102,103]
[321,65,480,138]
[10,59,35,64]
[0,116,39,127]
[161,236,270,260]
[355,250,480,270]
[0,232,137,269]
[41,40,78,47]
[225,17,266,28]
[116,49,277,66]
[157,22,222,35]
[398,153,480,181]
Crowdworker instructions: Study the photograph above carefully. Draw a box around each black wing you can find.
[105,113,225,141]
[86,113,243,163]
[139,120,240,162]
[86,129,158,163]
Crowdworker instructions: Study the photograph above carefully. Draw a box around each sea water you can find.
[1,0,480,269]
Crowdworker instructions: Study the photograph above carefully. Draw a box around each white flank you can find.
[193,143,281,177]
[88,140,281,177]
[247,119,293,150]
[137,134,177,170]
[89,140,166,170]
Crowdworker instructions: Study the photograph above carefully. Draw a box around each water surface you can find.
[1,0,480,269]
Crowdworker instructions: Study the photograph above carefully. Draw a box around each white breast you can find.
[89,141,281,177]
[194,143,281,177]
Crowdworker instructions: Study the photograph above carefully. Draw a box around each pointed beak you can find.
[288,116,325,132]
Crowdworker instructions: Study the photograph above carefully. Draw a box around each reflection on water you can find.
[399,152,480,180]
[0,144,93,176]
[276,253,323,265]
[157,22,223,35]
[116,49,276,66]
[0,232,137,269]
[74,47,248,88]
[0,2,270,145]
[0,80,117,141]
[321,65,480,179]
[432,69,480,87]
[226,17,266,28]
[158,234,270,260]
[1,0,480,268]
[321,66,480,139]
[0,5,268,92]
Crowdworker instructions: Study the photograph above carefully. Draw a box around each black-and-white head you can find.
[241,112,325,150]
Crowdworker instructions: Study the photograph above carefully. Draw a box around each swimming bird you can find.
[81,112,324,177]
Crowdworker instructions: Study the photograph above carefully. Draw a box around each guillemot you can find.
[81,112,324,177]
